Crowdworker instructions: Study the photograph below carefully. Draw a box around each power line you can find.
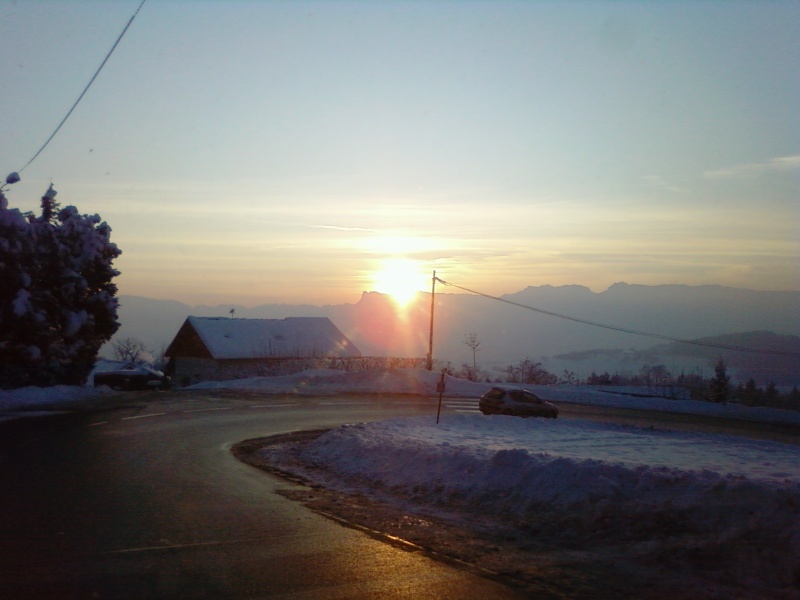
[18,0,147,174]
[435,277,800,358]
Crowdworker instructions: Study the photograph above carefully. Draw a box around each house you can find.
[165,316,362,386]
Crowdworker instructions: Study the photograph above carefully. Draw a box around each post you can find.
[435,370,446,424]
[426,270,436,371]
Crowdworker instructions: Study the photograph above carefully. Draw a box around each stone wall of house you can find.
[171,357,218,387]
[172,356,425,387]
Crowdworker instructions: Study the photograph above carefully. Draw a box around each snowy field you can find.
[3,368,799,596]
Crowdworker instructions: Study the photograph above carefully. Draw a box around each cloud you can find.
[310,224,376,232]
[640,175,689,194]
[703,155,800,179]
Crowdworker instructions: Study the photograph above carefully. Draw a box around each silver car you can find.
[479,386,558,418]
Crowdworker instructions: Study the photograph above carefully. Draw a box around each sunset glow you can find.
[370,258,428,308]
[0,2,796,306]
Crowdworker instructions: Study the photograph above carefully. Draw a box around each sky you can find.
[1,0,798,307]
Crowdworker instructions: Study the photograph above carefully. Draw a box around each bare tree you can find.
[464,332,481,371]
[639,364,673,388]
[504,358,557,385]
[112,336,150,365]
[560,370,578,385]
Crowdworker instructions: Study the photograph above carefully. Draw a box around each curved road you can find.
[0,392,527,599]
[1,391,796,598]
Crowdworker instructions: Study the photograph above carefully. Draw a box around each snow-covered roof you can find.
[183,316,361,360]
[93,359,139,373]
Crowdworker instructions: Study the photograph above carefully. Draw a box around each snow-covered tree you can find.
[0,185,122,388]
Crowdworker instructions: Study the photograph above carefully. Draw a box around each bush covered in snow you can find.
[0,185,122,388]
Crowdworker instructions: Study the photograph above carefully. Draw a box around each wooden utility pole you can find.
[426,270,436,371]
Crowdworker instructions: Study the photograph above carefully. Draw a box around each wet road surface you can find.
[0,393,529,599]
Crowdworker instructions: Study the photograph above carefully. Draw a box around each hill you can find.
[551,331,800,386]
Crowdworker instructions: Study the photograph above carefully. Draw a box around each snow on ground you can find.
[3,368,800,594]
[0,384,114,421]
[199,369,800,594]
[191,367,800,425]
[279,417,800,591]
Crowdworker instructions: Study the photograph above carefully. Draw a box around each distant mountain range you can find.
[548,331,800,386]
[105,283,800,386]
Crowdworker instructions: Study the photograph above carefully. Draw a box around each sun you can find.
[371,258,428,308]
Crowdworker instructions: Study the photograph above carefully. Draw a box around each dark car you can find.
[94,367,171,391]
[479,386,558,418]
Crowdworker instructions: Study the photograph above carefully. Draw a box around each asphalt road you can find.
[1,391,796,599]
[0,393,529,599]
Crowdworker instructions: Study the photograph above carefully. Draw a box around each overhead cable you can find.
[18,0,147,174]
[435,277,800,358]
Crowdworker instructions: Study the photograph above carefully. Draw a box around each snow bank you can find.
[262,414,800,593]
[0,384,112,416]
[542,384,800,426]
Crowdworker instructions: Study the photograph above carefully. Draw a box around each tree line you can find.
[441,356,800,412]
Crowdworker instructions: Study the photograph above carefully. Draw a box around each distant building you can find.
[165,316,362,386]
[89,358,139,386]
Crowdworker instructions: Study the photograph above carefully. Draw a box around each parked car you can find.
[94,367,171,391]
[479,386,558,418]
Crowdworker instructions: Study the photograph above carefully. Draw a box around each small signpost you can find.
[435,371,446,423]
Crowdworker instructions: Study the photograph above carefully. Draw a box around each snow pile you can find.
[301,415,800,486]
[0,384,112,420]
[262,414,800,593]
[0,384,111,410]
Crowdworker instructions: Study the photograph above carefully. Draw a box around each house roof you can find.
[178,316,361,360]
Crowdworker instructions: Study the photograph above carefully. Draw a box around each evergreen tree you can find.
[765,382,779,401]
[708,357,730,404]
[0,185,122,388]
[741,378,762,407]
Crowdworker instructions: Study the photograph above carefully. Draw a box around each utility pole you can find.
[426,270,436,371]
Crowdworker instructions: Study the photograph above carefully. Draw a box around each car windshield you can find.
[485,388,506,400]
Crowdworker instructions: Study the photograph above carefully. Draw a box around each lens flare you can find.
[371,258,427,307]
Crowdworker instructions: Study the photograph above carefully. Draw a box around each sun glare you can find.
[371,258,428,307]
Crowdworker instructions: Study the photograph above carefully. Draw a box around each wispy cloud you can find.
[640,175,689,194]
[310,224,376,232]
[703,155,800,179]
